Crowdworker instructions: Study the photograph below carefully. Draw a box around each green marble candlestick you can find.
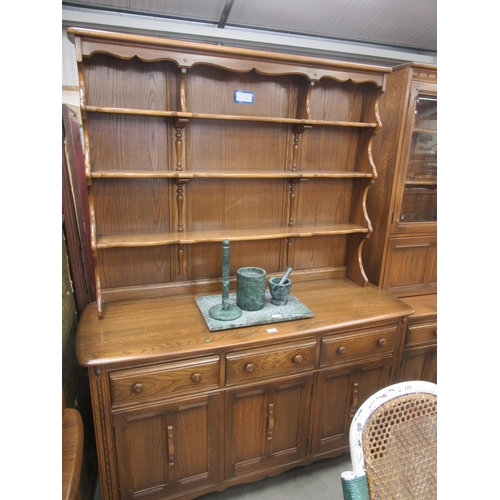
[209,240,242,321]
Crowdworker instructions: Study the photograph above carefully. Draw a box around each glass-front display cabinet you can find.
[395,80,437,230]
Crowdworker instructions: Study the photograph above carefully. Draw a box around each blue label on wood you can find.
[234,90,254,104]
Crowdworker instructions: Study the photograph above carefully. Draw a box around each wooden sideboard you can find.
[68,28,417,500]
[77,278,413,500]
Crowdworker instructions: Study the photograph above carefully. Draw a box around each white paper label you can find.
[234,90,254,104]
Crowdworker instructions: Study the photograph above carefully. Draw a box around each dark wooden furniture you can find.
[363,63,437,299]
[77,279,413,500]
[69,28,416,500]
[363,63,437,384]
[396,294,437,384]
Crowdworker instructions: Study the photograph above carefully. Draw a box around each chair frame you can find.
[349,380,437,478]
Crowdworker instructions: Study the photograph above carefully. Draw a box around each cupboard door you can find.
[311,358,392,456]
[225,375,313,479]
[398,346,437,384]
[113,394,220,500]
[382,235,437,297]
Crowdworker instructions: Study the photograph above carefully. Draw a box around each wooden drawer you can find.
[320,325,397,366]
[406,323,437,347]
[110,355,220,406]
[225,340,316,384]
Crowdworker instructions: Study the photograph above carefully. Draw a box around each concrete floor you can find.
[95,453,352,500]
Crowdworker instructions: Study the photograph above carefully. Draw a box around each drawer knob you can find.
[377,338,387,347]
[337,346,347,355]
[132,383,144,394]
[433,330,437,337]
[191,373,202,383]
[244,363,255,373]
[293,354,304,364]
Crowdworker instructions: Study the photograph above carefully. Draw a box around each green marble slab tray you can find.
[195,291,314,332]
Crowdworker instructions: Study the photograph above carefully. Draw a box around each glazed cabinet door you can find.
[393,80,437,233]
[310,358,393,456]
[224,374,313,479]
[112,394,220,500]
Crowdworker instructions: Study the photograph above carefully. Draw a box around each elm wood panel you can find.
[109,355,220,406]
[320,324,397,367]
[224,375,312,479]
[186,66,299,118]
[99,269,348,307]
[76,278,414,367]
[309,79,367,123]
[382,235,437,293]
[87,114,170,172]
[98,246,172,289]
[293,179,353,226]
[397,346,437,384]
[185,121,289,172]
[299,127,359,172]
[83,54,176,111]
[225,340,316,384]
[291,235,347,271]
[310,357,393,456]
[185,178,286,232]
[164,239,283,282]
[113,393,221,500]
[93,178,171,236]
[427,245,437,286]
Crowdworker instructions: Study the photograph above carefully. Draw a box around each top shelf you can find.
[68,27,390,86]
[85,106,379,129]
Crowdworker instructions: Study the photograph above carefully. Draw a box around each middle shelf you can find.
[97,223,369,249]
[91,170,374,179]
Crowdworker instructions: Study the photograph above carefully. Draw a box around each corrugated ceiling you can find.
[62,0,437,53]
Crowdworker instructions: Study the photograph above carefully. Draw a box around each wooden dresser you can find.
[77,279,413,500]
[69,28,415,500]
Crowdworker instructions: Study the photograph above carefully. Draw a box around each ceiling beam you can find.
[218,0,235,29]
